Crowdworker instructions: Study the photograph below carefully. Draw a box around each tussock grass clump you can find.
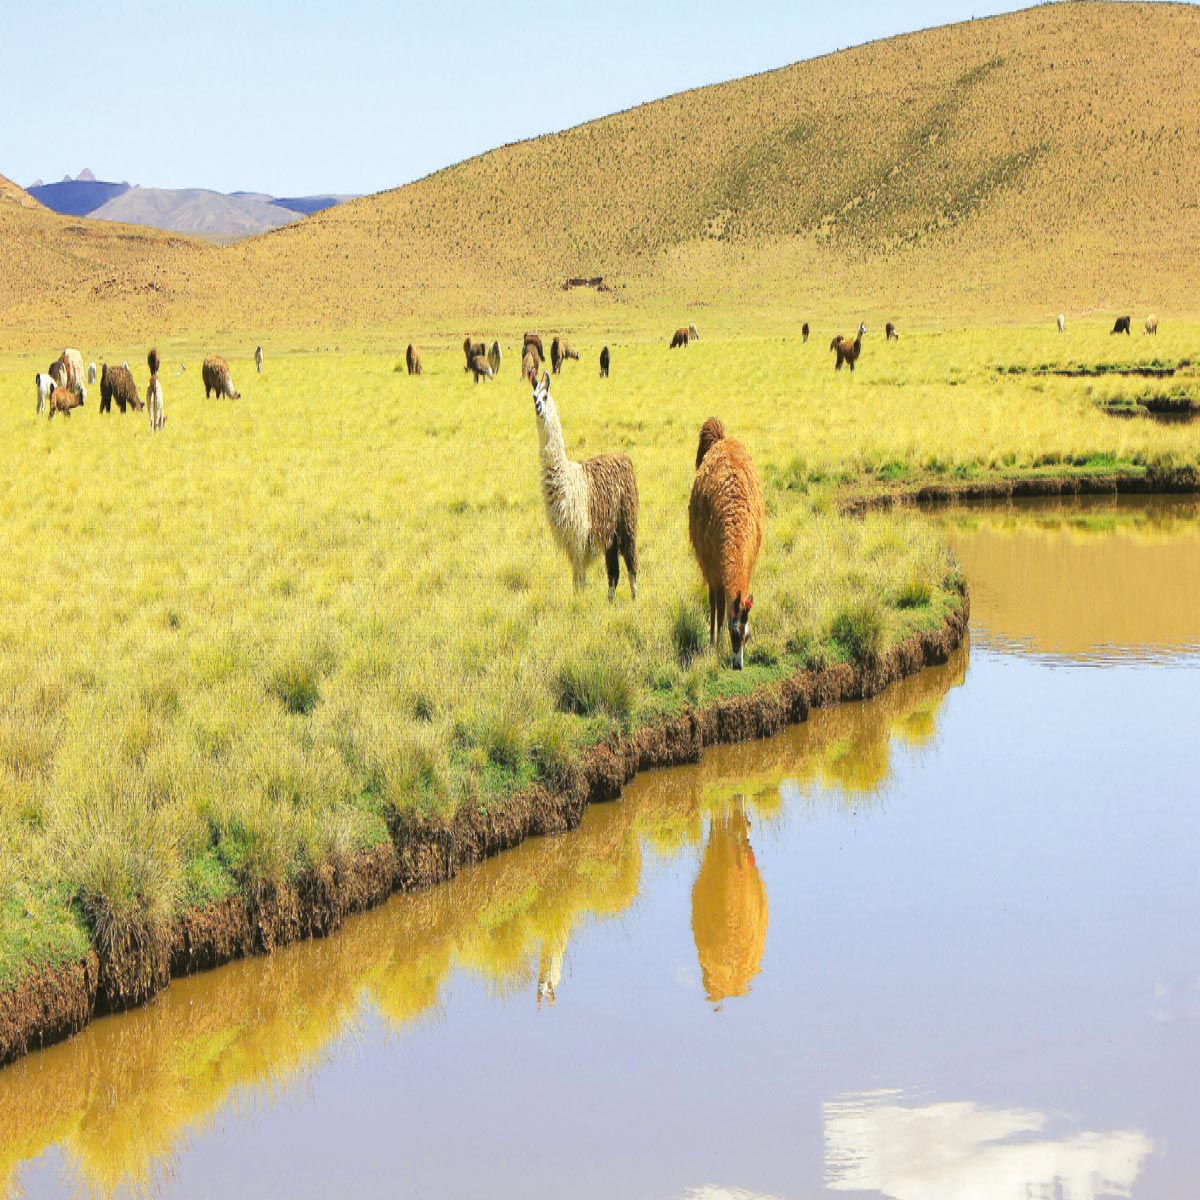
[554,654,636,725]
[830,599,886,665]
[670,598,708,667]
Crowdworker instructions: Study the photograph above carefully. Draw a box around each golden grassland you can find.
[2,317,1198,988]
[0,650,963,1197]
[4,2,1200,342]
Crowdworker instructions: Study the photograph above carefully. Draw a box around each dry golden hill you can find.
[0,173,215,347]
[3,2,1198,340]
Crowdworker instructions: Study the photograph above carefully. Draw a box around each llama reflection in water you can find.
[691,799,769,1004]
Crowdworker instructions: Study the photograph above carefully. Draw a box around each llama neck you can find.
[539,408,569,474]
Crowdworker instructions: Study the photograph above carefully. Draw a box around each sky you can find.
[5,0,1038,199]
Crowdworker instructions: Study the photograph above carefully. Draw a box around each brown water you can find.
[2,496,1198,1199]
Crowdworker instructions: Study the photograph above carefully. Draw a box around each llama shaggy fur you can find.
[689,418,765,670]
[1111,316,1131,335]
[550,336,579,374]
[202,356,240,399]
[599,346,610,378]
[406,343,422,375]
[100,364,143,413]
[531,370,638,599]
[522,347,539,378]
[47,386,83,420]
[147,347,161,377]
[524,333,545,363]
[1145,315,1158,335]
[1057,314,1066,333]
[831,323,867,371]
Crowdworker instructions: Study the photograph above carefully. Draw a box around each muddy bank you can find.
[842,468,1200,515]
[0,599,968,1069]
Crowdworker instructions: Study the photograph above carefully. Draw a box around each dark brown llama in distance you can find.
[831,323,867,371]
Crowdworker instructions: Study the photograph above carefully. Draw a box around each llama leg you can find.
[715,590,726,649]
[621,533,637,601]
[605,540,620,601]
[708,587,717,644]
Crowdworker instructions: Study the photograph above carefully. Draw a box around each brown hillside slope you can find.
[0,174,214,345]
[221,1,1199,327]
[2,2,1198,339]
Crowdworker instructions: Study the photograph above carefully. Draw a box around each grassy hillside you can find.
[3,3,1198,341]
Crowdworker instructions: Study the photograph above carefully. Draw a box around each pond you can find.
[2,496,1197,1199]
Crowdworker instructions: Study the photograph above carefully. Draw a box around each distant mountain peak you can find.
[76,168,96,182]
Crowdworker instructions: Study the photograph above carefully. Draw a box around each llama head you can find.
[728,594,753,671]
[531,370,561,449]
[858,322,867,338]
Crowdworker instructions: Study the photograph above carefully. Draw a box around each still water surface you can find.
[2,497,1198,1199]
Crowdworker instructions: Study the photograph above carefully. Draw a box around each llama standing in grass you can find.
[831,322,867,371]
[530,369,638,599]
[1145,315,1158,335]
[1057,314,1066,333]
[670,323,700,349]
[406,343,422,375]
[689,417,765,670]
[147,347,165,431]
[802,322,810,343]
[885,321,899,341]
[599,346,610,378]
[255,345,264,373]
[487,340,502,375]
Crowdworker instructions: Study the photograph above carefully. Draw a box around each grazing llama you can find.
[255,345,264,373]
[670,323,700,349]
[406,343,422,375]
[1057,314,1066,333]
[529,369,638,599]
[802,322,810,343]
[599,345,610,378]
[885,321,899,341]
[688,418,765,670]
[1145,315,1158,335]
[202,356,241,399]
[1111,316,1131,335]
[463,336,485,371]
[831,323,867,371]
[524,333,545,363]
[550,336,580,374]
[469,354,493,382]
[487,340,502,375]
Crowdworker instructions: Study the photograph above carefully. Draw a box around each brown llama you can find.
[463,336,486,370]
[670,323,700,349]
[599,346,610,378]
[522,347,539,378]
[524,333,545,363]
[802,322,810,343]
[550,336,580,374]
[689,417,766,670]
[885,322,899,341]
[831,322,867,371]
[469,354,494,382]
[202,355,241,399]
[1111,316,1131,335]
[100,364,143,413]
[47,386,84,420]
[406,344,422,375]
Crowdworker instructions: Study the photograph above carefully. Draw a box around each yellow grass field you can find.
[2,317,1198,986]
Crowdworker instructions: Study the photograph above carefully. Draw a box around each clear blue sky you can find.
[7,0,1035,198]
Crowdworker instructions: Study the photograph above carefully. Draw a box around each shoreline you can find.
[1,593,969,1068]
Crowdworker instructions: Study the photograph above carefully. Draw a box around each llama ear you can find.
[744,595,753,614]
[541,370,551,390]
